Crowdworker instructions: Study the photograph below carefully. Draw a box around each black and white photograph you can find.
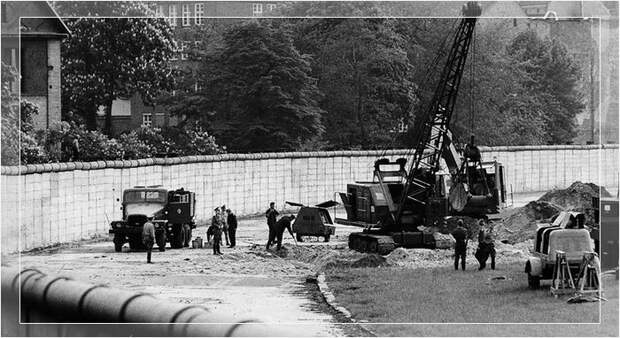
[0,0,618,336]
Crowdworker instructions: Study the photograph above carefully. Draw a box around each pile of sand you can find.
[495,182,608,244]
[495,200,563,244]
[271,244,387,271]
[538,181,611,211]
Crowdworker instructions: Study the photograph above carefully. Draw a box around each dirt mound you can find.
[271,244,387,271]
[438,216,485,240]
[539,181,610,211]
[495,200,562,244]
[495,182,609,244]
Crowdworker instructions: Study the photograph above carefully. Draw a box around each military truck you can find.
[524,211,598,289]
[109,186,196,252]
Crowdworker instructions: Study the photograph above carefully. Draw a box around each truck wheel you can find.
[324,235,330,243]
[156,232,166,252]
[113,234,124,252]
[183,225,192,247]
[528,273,541,289]
[129,238,142,251]
[171,226,183,249]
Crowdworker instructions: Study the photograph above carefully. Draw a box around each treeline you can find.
[2,2,584,165]
[169,17,583,152]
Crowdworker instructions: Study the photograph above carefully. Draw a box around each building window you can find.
[267,4,276,12]
[180,41,189,60]
[155,5,163,17]
[142,113,153,128]
[168,5,177,26]
[21,40,47,96]
[195,3,204,25]
[182,4,191,26]
[513,18,517,27]
[252,3,263,16]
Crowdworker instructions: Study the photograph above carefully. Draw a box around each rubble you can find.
[494,182,609,244]
[538,181,611,211]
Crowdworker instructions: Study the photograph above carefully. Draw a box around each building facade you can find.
[1,1,70,130]
[100,1,278,135]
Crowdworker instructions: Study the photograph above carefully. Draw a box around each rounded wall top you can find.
[1,144,616,176]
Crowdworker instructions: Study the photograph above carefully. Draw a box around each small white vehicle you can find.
[524,211,597,289]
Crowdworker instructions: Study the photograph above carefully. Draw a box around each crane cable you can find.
[378,18,459,165]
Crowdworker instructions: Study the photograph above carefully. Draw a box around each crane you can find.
[336,2,506,254]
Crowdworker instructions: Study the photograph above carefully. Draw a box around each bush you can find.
[13,120,225,165]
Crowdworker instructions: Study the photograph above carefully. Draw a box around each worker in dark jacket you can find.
[142,218,156,264]
[452,219,468,271]
[267,215,296,251]
[476,219,496,270]
[265,202,279,247]
[226,209,238,248]
[207,222,223,255]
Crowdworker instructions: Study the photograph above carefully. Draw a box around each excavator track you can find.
[348,232,396,255]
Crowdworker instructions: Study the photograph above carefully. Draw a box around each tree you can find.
[294,18,417,149]
[57,2,176,134]
[507,30,583,144]
[171,21,325,152]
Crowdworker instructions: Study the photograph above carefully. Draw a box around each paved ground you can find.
[9,216,364,336]
[6,191,610,336]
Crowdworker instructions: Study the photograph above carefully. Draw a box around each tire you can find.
[171,225,183,249]
[324,234,330,243]
[183,225,192,247]
[156,231,166,252]
[528,273,541,289]
[128,238,142,251]
[113,235,124,252]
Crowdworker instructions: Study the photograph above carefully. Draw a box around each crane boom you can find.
[395,1,482,222]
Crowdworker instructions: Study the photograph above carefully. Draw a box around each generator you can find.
[286,200,339,242]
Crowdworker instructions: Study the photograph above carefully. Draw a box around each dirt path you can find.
[8,217,366,336]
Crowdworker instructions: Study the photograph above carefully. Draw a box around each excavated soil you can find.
[494,182,608,244]
[269,244,387,271]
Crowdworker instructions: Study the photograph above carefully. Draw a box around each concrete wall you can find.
[1,145,618,253]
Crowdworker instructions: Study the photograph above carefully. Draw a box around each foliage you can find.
[168,20,325,152]
[294,18,418,150]
[1,62,20,165]
[59,3,176,133]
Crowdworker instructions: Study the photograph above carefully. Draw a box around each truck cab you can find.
[110,186,195,252]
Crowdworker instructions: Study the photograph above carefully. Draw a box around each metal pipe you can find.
[2,267,292,336]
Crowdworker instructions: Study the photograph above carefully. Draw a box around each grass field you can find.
[326,264,619,336]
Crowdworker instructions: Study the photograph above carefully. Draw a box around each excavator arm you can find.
[395,1,482,222]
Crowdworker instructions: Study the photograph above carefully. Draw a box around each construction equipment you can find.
[109,186,196,251]
[591,197,619,270]
[525,211,599,290]
[286,200,339,242]
[550,251,576,296]
[336,1,506,254]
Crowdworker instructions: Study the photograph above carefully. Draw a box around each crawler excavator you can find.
[336,2,506,254]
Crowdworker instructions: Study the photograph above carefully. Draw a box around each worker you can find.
[220,204,230,246]
[484,221,496,270]
[142,218,156,264]
[211,207,221,228]
[476,219,496,270]
[207,217,223,255]
[226,208,238,248]
[267,215,296,251]
[265,202,279,247]
[452,219,468,271]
